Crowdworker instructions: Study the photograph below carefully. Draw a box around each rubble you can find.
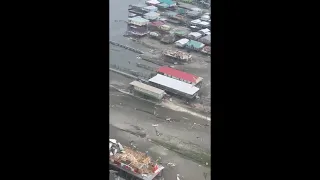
[167,162,176,167]
[162,49,192,61]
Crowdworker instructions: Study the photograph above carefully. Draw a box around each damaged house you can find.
[175,38,190,48]
[127,16,150,36]
[161,34,176,44]
[144,11,160,21]
[188,32,202,40]
[185,40,205,51]
[198,34,211,45]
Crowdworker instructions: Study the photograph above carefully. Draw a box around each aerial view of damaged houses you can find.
[109,0,211,180]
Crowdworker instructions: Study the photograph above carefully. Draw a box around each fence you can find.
[109,40,144,54]
[110,64,152,80]
[136,63,157,72]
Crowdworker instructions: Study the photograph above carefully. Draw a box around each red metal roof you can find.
[157,66,198,83]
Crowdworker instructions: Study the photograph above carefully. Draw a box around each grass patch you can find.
[151,138,211,167]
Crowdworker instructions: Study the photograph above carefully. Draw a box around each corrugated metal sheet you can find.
[143,6,158,11]
[147,0,160,4]
[157,3,169,8]
[188,32,202,38]
[128,17,149,23]
[175,38,189,45]
[144,12,160,17]
[186,40,205,49]
[157,66,199,83]
[159,0,175,5]
[190,19,201,24]
[150,21,165,26]
[148,74,199,95]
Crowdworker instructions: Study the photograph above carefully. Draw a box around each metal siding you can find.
[148,74,199,95]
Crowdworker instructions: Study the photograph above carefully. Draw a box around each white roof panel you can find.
[200,28,210,33]
[130,81,165,94]
[191,19,201,24]
[148,74,199,95]
[147,0,160,4]
[189,32,202,37]
[200,21,209,25]
[176,38,189,44]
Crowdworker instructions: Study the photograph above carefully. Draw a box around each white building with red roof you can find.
[156,66,203,86]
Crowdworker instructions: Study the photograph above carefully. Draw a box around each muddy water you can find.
[109,0,160,74]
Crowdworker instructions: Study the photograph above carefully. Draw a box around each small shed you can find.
[175,38,190,47]
[161,34,176,44]
[149,21,165,27]
[199,35,211,45]
[190,19,201,25]
[128,13,137,17]
[129,4,146,10]
[149,31,162,39]
[146,0,161,6]
[199,21,210,28]
[201,46,211,55]
[198,28,210,35]
[144,12,160,20]
[201,15,210,21]
[187,11,201,17]
[159,18,167,22]
[156,3,169,9]
[142,6,158,12]
[166,11,178,17]
[159,24,171,31]
[128,16,150,26]
[188,32,202,40]
[185,40,205,51]
[177,8,187,15]
[191,7,202,13]
[159,0,177,7]
[174,30,189,37]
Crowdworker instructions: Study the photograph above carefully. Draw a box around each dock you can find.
[110,40,145,54]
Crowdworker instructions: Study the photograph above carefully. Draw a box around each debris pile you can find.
[162,49,192,61]
[109,139,160,175]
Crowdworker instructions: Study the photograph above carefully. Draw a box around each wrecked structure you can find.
[185,40,205,51]
[109,139,165,180]
[129,4,147,16]
[148,21,165,31]
[144,12,161,21]
[175,38,190,48]
[160,34,176,44]
[201,46,211,55]
[198,34,211,45]
[127,16,150,36]
[162,49,192,62]
[188,32,202,40]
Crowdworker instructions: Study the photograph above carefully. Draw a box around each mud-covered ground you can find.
[110,72,212,180]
